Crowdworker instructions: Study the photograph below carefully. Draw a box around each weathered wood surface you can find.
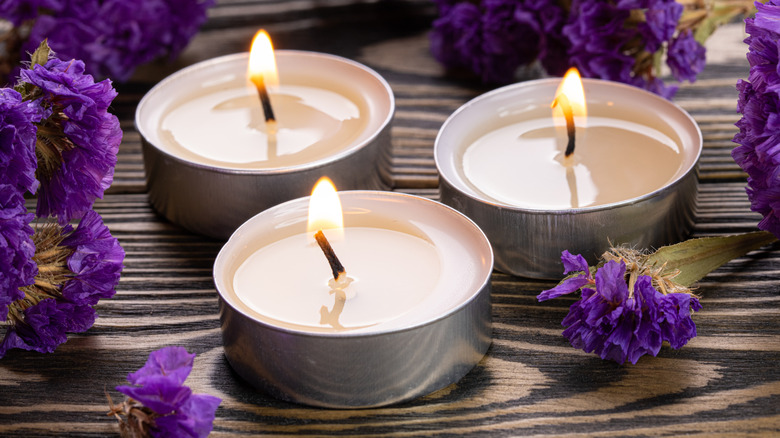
[2,1,779,436]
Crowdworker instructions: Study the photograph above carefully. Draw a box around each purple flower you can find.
[128,346,195,387]
[0,88,40,195]
[538,251,701,364]
[667,30,706,82]
[0,184,36,323]
[733,0,780,239]
[431,0,548,84]
[60,210,125,305]
[536,250,592,301]
[430,2,483,74]
[639,0,683,52]
[429,0,711,97]
[23,0,215,82]
[19,56,121,225]
[0,209,123,358]
[154,394,222,438]
[0,0,63,26]
[115,346,221,438]
[564,1,634,82]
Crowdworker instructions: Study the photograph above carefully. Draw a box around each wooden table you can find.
[2,1,778,436]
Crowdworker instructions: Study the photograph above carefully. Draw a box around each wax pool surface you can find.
[233,227,441,331]
[462,117,682,209]
[158,78,368,169]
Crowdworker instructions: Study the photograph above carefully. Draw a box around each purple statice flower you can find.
[0,0,63,26]
[528,0,569,76]
[430,2,483,75]
[667,30,707,82]
[538,251,701,364]
[114,346,221,438]
[430,0,550,83]
[23,0,215,82]
[732,0,780,239]
[60,209,125,305]
[429,0,710,97]
[479,0,542,83]
[0,209,124,358]
[19,56,121,225]
[563,0,637,85]
[639,0,683,53]
[0,184,36,324]
[0,88,40,195]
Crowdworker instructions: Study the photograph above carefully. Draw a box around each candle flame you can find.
[248,29,279,89]
[553,67,586,121]
[307,177,343,239]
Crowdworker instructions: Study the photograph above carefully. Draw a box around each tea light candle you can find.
[136,31,394,239]
[214,183,493,408]
[435,76,702,279]
[232,179,442,331]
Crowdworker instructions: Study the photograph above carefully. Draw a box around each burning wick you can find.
[254,76,277,126]
[551,93,576,157]
[248,29,279,130]
[314,229,346,282]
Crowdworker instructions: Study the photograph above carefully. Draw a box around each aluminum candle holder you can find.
[214,191,494,408]
[136,51,394,239]
[435,78,702,279]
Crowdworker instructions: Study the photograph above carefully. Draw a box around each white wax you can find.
[462,116,683,209]
[157,75,368,169]
[233,227,441,331]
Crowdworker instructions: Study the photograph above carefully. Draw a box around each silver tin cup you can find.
[435,78,702,279]
[136,51,394,239]
[213,191,493,408]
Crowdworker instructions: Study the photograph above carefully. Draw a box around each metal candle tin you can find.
[435,78,702,279]
[136,51,394,239]
[213,191,493,408]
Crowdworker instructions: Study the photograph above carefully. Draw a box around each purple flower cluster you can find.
[0,185,36,324]
[116,347,221,438]
[1,0,214,83]
[0,210,125,357]
[732,0,780,239]
[538,251,701,364]
[431,0,565,83]
[20,57,121,224]
[0,43,125,358]
[430,0,708,98]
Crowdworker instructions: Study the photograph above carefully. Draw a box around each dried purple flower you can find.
[0,184,36,324]
[733,0,780,239]
[19,56,121,225]
[111,346,221,438]
[429,0,733,97]
[431,0,555,83]
[0,0,62,26]
[538,249,701,364]
[0,88,40,194]
[19,0,215,82]
[0,209,124,358]
[667,30,706,82]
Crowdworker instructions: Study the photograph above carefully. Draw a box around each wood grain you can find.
[1,2,778,436]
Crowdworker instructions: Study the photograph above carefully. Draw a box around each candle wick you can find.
[552,94,576,157]
[314,229,346,281]
[253,74,277,125]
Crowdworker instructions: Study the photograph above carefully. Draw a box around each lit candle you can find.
[136,31,394,238]
[232,178,442,331]
[158,30,369,169]
[461,68,683,209]
[435,76,702,278]
[214,184,493,407]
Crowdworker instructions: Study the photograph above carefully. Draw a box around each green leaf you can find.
[646,231,778,287]
[30,39,51,69]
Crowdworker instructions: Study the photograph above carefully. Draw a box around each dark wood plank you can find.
[1,2,778,437]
